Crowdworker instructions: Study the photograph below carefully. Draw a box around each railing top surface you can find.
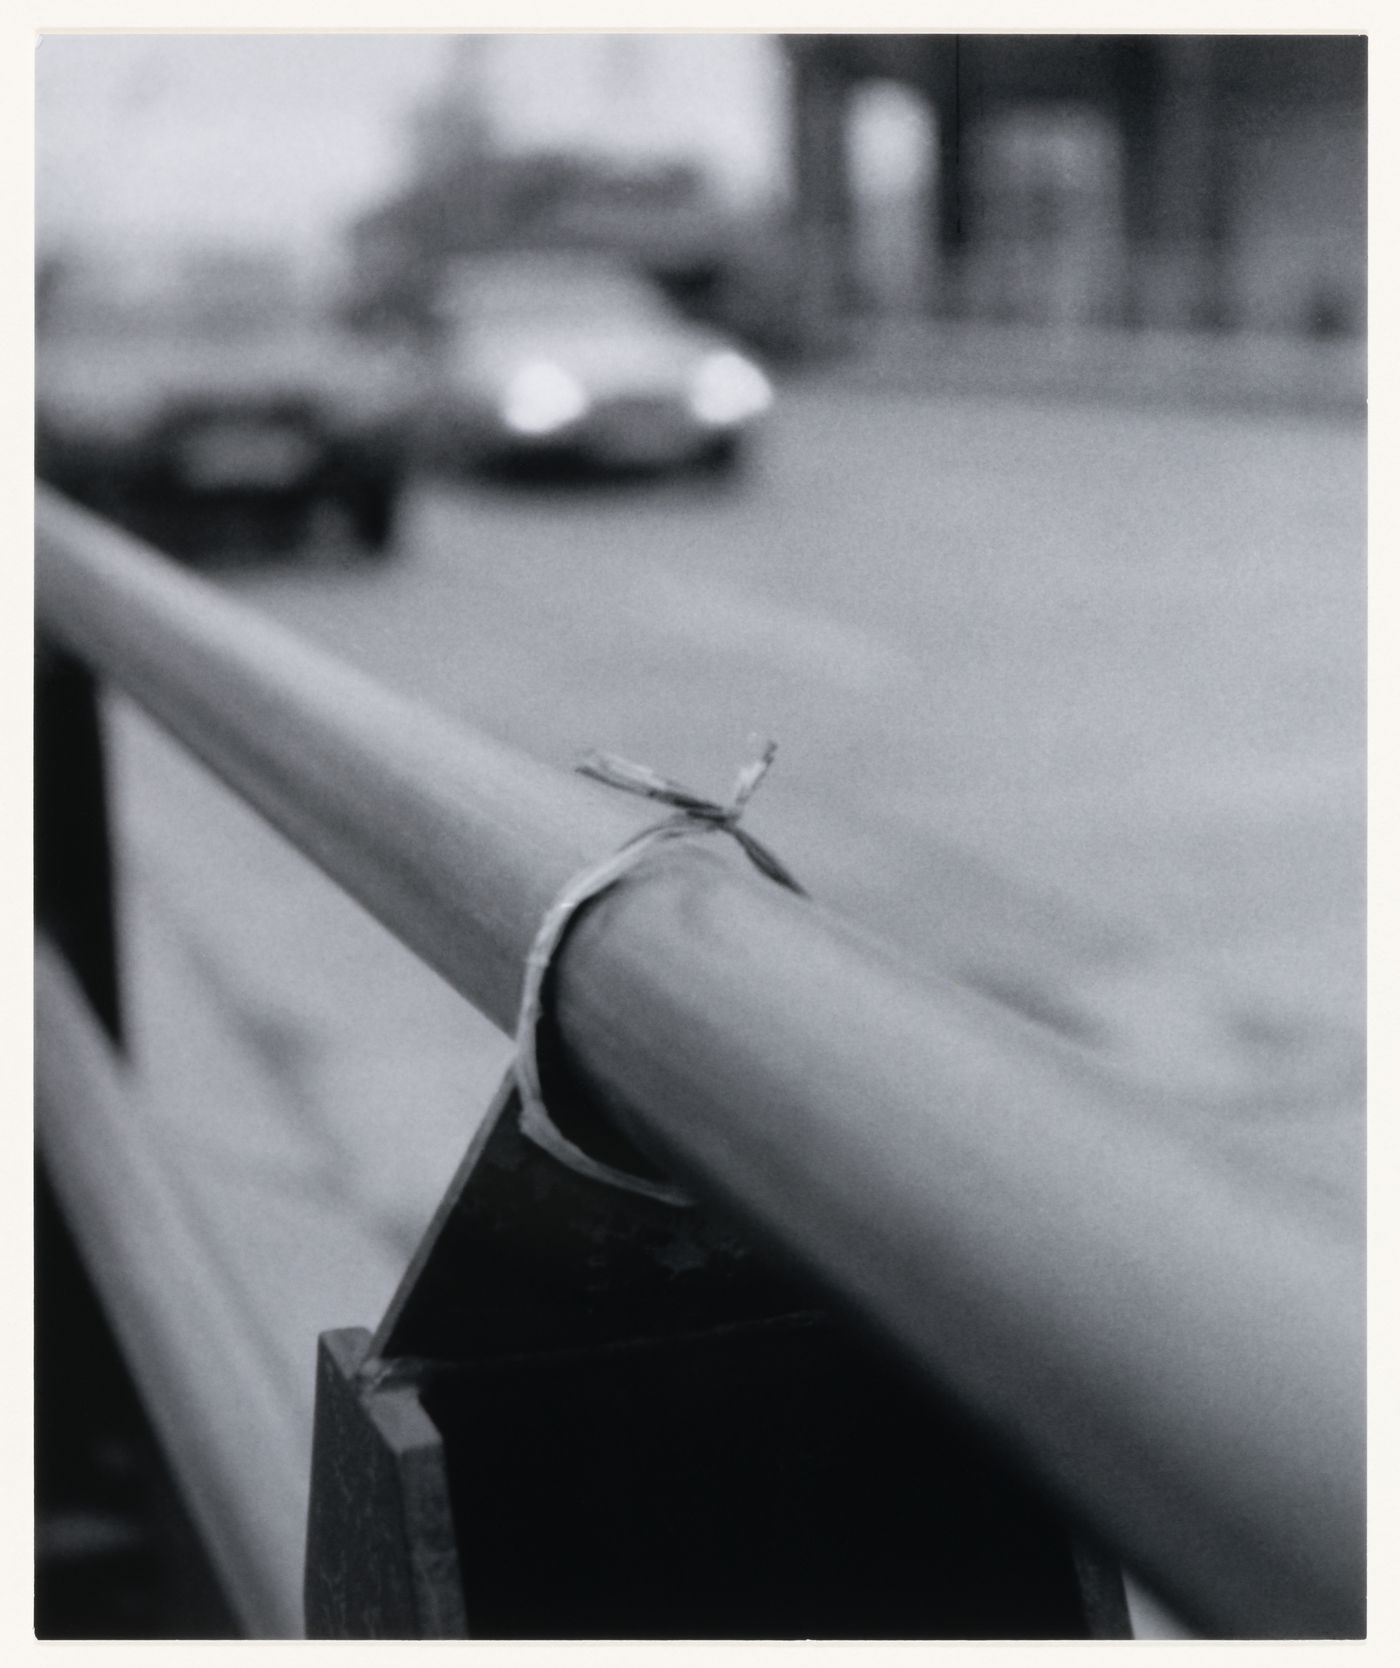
[35,486,1364,1639]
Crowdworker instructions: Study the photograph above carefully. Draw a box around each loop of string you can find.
[513,741,808,1207]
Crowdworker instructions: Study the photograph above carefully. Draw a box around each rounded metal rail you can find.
[35,486,1364,1638]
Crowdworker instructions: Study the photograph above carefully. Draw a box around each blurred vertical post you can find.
[788,44,854,354]
[1118,37,1235,331]
[927,36,970,318]
[35,643,122,1043]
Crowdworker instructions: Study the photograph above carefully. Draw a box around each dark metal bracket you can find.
[304,1073,1129,1639]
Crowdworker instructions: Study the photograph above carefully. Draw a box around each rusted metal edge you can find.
[35,486,1365,1638]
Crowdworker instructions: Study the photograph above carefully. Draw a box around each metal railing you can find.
[34,485,1364,1639]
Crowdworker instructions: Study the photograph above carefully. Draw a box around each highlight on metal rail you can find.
[34,485,1364,1640]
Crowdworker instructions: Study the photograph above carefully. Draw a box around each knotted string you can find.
[513,741,807,1206]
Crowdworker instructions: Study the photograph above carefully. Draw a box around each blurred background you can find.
[38,35,1367,364]
[35,33,1365,1638]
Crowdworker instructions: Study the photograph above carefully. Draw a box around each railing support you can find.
[305,1076,1123,1638]
[35,488,1364,1637]
[35,641,121,1042]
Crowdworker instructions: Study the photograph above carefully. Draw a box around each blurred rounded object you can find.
[427,250,774,476]
[688,350,774,426]
[35,246,416,559]
[501,361,591,436]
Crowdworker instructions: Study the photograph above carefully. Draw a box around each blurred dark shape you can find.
[782,35,1365,351]
[36,1166,239,1637]
[36,246,417,560]
[36,247,74,334]
[413,249,775,478]
[1305,283,1357,340]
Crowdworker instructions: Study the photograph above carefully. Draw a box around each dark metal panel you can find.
[424,1317,1093,1639]
[313,1082,1103,1639]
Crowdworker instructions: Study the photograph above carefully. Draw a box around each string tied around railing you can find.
[513,740,808,1207]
